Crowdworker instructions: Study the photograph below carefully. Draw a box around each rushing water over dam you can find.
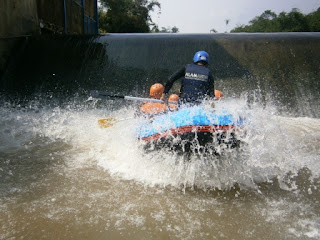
[2,33,320,116]
[0,33,320,239]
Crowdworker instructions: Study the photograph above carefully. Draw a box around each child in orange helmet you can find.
[214,89,224,100]
[139,83,167,115]
[168,93,179,111]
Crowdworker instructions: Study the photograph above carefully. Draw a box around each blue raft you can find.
[136,106,244,151]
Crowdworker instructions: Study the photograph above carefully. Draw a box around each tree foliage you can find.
[231,8,320,32]
[98,0,160,33]
[150,26,179,33]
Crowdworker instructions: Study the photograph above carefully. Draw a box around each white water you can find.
[1,96,320,239]
[3,97,319,190]
[94,98,320,191]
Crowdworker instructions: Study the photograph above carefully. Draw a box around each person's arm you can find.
[164,66,186,94]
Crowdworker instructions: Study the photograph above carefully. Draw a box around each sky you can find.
[150,0,320,33]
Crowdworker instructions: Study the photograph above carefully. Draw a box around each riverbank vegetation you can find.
[98,1,319,33]
[98,0,161,33]
[231,8,320,32]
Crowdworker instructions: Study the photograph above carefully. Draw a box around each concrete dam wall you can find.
[1,33,319,117]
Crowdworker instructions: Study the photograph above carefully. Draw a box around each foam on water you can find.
[1,96,320,239]
[1,96,319,192]
[95,98,320,191]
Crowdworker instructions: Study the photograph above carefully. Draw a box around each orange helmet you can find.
[168,94,179,111]
[168,94,179,102]
[150,83,164,99]
[214,89,224,100]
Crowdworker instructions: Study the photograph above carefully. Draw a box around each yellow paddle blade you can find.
[98,117,118,128]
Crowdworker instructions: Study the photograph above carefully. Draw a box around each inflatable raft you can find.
[136,105,245,152]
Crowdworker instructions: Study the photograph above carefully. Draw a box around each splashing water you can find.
[1,95,320,239]
[1,95,319,192]
[2,96,316,191]
[1,33,320,239]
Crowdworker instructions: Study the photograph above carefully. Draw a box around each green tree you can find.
[247,10,279,32]
[98,6,108,33]
[156,26,179,33]
[99,0,160,33]
[171,26,179,33]
[150,24,160,33]
[276,8,310,31]
[231,8,320,33]
[306,7,320,31]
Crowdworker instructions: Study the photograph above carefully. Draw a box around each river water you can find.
[0,33,320,239]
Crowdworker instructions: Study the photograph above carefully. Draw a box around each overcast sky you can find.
[150,0,320,33]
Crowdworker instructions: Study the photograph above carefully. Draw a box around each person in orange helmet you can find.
[139,83,167,116]
[149,83,164,99]
[168,93,179,111]
[214,89,224,100]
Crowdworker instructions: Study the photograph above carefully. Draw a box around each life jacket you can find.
[180,64,210,103]
[140,102,167,115]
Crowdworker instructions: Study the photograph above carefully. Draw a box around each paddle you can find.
[98,117,134,128]
[92,90,222,128]
[91,90,178,128]
[90,90,168,103]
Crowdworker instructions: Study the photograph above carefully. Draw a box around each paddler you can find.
[138,83,179,117]
[214,89,223,100]
[168,93,179,111]
[139,83,167,115]
[162,51,215,105]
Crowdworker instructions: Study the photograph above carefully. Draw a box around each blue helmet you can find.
[193,51,210,64]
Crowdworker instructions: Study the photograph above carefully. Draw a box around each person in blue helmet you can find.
[162,51,214,104]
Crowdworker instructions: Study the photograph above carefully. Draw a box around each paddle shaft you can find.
[90,90,176,103]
